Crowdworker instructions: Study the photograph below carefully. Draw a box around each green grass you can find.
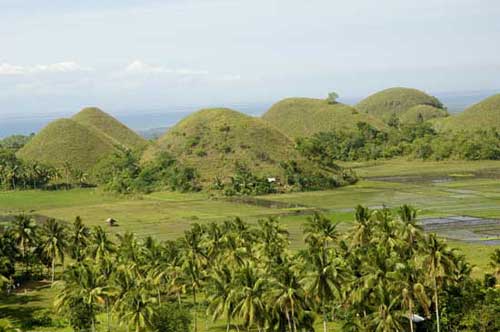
[143,108,311,182]
[16,119,120,171]
[72,107,147,150]
[261,97,386,139]
[355,87,444,121]
[434,93,500,131]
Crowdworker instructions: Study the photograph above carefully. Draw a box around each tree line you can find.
[297,121,500,163]
[1,206,499,331]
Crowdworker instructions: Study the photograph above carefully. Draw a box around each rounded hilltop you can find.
[356,87,446,122]
[434,93,500,131]
[143,108,307,182]
[262,97,387,139]
[72,107,147,150]
[16,118,120,171]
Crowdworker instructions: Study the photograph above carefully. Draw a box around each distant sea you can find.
[0,90,497,138]
[0,102,271,138]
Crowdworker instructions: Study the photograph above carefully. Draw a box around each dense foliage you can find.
[1,207,498,331]
[93,151,201,194]
[297,121,500,162]
[0,134,34,151]
[0,148,56,190]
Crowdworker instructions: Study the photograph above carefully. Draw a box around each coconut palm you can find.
[114,285,156,332]
[268,260,307,332]
[55,261,112,332]
[206,265,237,332]
[9,214,38,273]
[69,216,91,262]
[231,262,268,332]
[88,226,115,262]
[304,212,338,250]
[40,218,68,283]
[422,234,456,332]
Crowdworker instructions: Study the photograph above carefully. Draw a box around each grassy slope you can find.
[434,93,500,131]
[72,107,147,150]
[143,108,307,182]
[399,104,449,124]
[16,119,120,171]
[356,87,444,121]
[262,97,387,139]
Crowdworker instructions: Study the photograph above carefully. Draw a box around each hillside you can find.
[72,107,147,150]
[143,108,310,181]
[399,104,448,124]
[356,87,444,121]
[434,94,500,131]
[261,98,386,139]
[17,119,120,171]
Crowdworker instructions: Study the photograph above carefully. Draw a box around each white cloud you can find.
[0,61,92,75]
[124,60,209,76]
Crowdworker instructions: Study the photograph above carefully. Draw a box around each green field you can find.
[1,160,499,331]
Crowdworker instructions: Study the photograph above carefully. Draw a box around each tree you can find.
[422,234,456,332]
[232,262,268,332]
[327,92,339,104]
[206,265,236,332]
[9,215,38,273]
[69,217,91,262]
[151,302,191,332]
[40,218,68,283]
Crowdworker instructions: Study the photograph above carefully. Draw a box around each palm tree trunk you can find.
[106,299,111,332]
[51,257,55,283]
[409,300,414,332]
[193,288,198,332]
[323,302,327,332]
[286,310,292,332]
[434,277,440,332]
[226,316,230,332]
[158,289,161,307]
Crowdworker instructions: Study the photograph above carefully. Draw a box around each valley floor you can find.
[1,159,499,331]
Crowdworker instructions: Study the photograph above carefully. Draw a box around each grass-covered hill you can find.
[399,104,449,124]
[434,93,500,131]
[261,98,387,139]
[143,108,311,182]
[72,107,147,150]
[16,119,120,171]
[356,87,445,121]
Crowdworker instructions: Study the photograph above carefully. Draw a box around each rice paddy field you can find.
[1,159,499,331]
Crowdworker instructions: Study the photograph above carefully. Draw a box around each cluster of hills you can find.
[15,88,500,184]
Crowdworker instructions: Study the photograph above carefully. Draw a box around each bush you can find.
[151,303,191,332]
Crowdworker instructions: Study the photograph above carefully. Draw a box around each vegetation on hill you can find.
[1,207,498,332]
[356,87,445,122]
[297,120,500,162]
[0,134,34,151]
[72,107,147,150]
[144,108,355,192]
[434,93,500,131]
[262,97,386,139]
[399,104,448,124]
[17,119,121,172]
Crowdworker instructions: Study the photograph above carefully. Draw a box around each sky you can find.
[1,0,500,118]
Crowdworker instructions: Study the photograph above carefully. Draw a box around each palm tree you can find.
[206,265,236,332]
[54,261,112,332]
[88,226,115,262]
[268,260,307,332]
[422,234,456,332]
[304,212,338,250]
[232,262,268,332]
[181,224,207,332]
[40,218,68,283]
[9,214,38,273]
[114,285,156,332]
[69,216,91,262]
[302,239,347,332]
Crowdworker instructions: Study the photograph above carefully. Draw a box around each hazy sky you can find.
[1,0,499,117]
